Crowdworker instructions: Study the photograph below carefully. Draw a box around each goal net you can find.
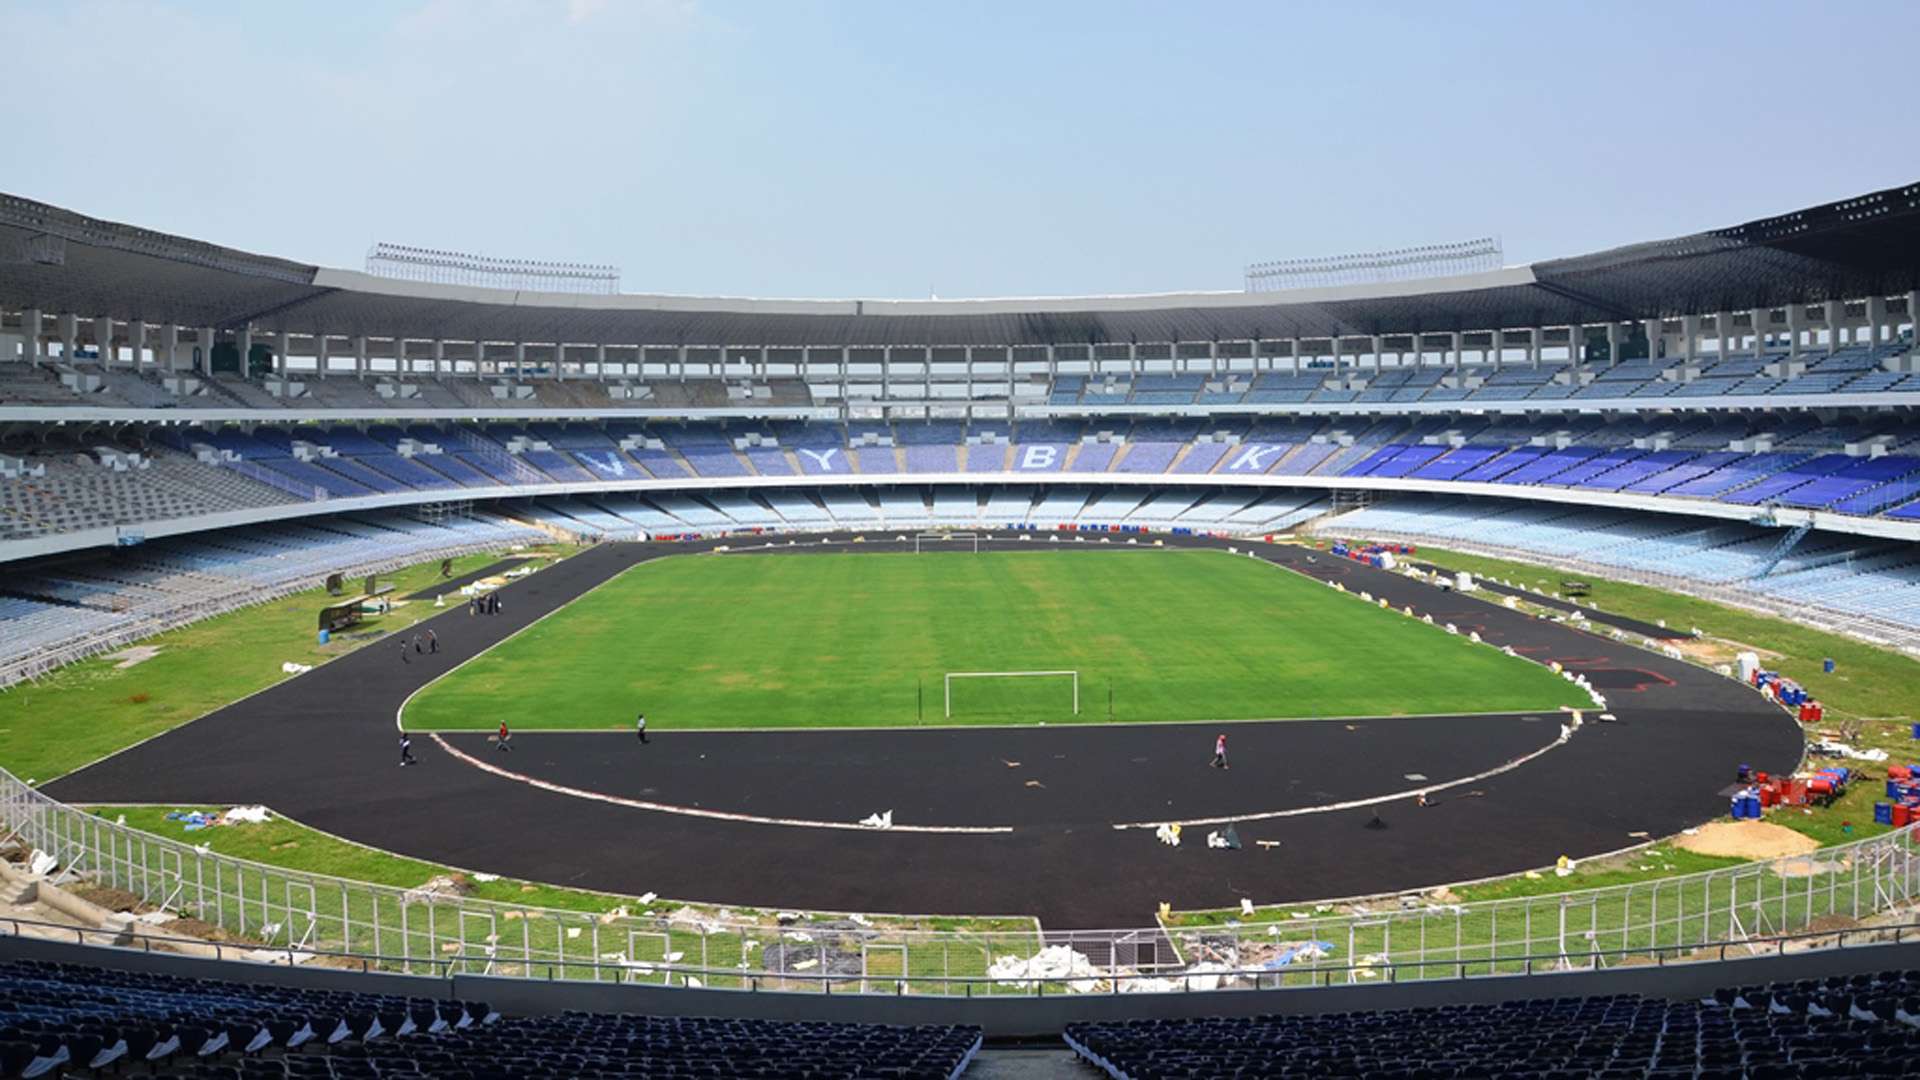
[915,532,981,553]
[944,670,1079,719]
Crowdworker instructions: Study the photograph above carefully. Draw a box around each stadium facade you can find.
[4,181,1920,682]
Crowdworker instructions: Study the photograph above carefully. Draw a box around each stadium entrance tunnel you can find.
[45,532,1804,930]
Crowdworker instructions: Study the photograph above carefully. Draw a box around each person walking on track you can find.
[427,629,439,654]
[1210,732,1228,769]
[497,720,512,752]
[635,712,649,744]
[399,733,417,767]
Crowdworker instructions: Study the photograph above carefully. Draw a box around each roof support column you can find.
[162,324,180,372]
[275,331,290,377]
[1782,309,1799,360]
[237,326,253,378]
[57,314,77,362]
[198,326,215,373]
[353,335,369,379]
[1330,335,1342,380]
[1528,326,1541,368]
[1866,296,1888,347]
[1908,292,1919,344]
[1824,300,1842,353]
[1567,323,1583,365]
[90,316,112,364]
[513,342,526,383]
[432,339,445,379]
[1642,319,1661,361]
[20,308,41,362]
[594,344,607,380]
[1680,315,1697,365]
[1289,338,1301,376]
[1490,329,1503,368]
[130,320,148,371]
[1128,341,1139,380]
[1605,323,1619,367]
[1369,335,1383,375]
[554,343,567,380]
[315,334,331,377]
[1406,333,1419,368]
[1713,311,1731,359]
[1450,332,1462,374]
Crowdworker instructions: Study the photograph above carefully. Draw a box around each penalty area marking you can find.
[428,734,1013,835]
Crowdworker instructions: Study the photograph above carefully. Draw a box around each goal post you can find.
[944,670,1079,719]
[914,531,981,553]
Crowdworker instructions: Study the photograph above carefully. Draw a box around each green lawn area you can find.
[0,549,558,783]
[404,548,1588,730]
[1408,544,1920,725]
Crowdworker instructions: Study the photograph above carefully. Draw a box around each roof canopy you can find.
[3,182,1917,347]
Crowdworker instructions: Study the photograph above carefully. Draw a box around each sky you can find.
[6,0,1920,300]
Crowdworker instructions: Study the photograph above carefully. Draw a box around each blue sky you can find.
[7,0,1919,299]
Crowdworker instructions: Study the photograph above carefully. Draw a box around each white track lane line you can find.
[429,733,1013,834]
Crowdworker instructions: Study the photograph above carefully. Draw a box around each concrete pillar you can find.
[1866,296,1888,347]
[1605,323,1620,367]
[130,320,148,371]
[1680,315,1697,364]
[1908,292,1920,344]
[316,334,331,377]
[1491,329,1504,367]
[432,339,445,378]
[594,344,607,380]
[237,327,253,379]
[1784,310,1800,360]
[1824,300,1842,353]
[1369,335,1383,374]
[161,325,180,371]
[554,343,567,380]
[19,308,41,361]
[90,316,113,363]
[57,314,78,361]
[199,327,216,373]
[1289,338,1302,375]
[1642,319,1661,361]
[274,331,290,376]
[1713,311,1731,358]
[1449,332,1463,373]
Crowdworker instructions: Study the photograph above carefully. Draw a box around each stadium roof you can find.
[2,183,1918,348]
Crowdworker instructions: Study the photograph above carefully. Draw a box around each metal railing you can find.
[5,764,1919,996]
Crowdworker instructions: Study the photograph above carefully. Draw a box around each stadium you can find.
[6,16,1920,1067]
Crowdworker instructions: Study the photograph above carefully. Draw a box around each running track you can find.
[48,533,1802,930]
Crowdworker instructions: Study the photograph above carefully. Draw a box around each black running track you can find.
[48,533,1803,930]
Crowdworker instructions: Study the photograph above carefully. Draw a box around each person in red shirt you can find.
[1210,733,1228,769]
[497,720,512,753]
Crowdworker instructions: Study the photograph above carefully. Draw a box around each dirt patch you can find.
[105,645,162,670]
[68,885,144,912]
[166,917,263,946]
[1674,820,1820,860]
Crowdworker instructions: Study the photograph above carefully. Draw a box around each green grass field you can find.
[404,548,1588,730]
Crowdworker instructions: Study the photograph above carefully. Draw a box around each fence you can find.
[0,534,531,689]
[5,764,1919,995]
[1308,523,1920,657]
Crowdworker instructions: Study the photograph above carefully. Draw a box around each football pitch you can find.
[402,548,1590,731]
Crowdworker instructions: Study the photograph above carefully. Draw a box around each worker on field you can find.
[1210,732,1228,770]
[636,712,649,744]
[497,720,512,752]
[399,733,417,767]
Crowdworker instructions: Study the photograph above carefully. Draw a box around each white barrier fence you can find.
[5,764,1919,995]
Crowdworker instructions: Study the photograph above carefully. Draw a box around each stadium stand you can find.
[0,959,980,1080]
[0,512,541,685]
[1064,968,1920,1079]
